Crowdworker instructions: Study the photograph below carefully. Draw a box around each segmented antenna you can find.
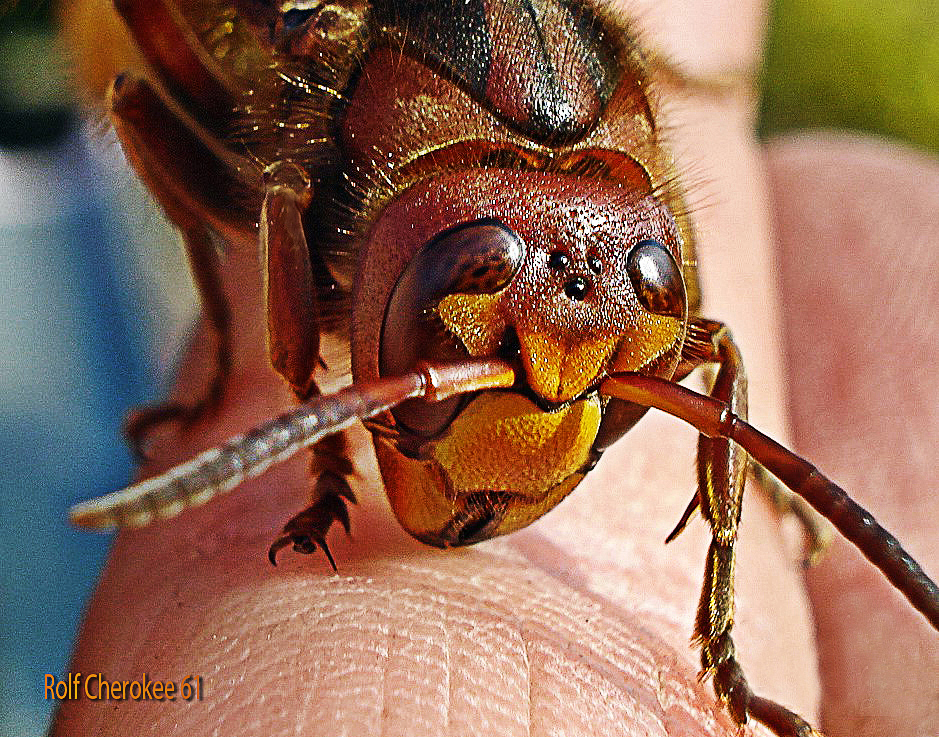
[70,358,516,529]
[601,372,939,633]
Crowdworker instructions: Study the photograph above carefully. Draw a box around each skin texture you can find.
[53,1,936,735]
[767,133,939,737]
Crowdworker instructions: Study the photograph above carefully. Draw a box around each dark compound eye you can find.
[626,239,686,318]
[380,219,526,437]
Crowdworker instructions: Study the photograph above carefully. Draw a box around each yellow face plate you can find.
[430,391,602,495]
[375,391,602,545]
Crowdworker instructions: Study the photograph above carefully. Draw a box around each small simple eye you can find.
[548,250,570,271]
[626,239,685,318]
[564,276,590,301]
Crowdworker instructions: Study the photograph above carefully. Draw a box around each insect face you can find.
[355,167,687,544]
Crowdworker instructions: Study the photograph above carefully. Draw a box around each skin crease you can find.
[52,1,937,735]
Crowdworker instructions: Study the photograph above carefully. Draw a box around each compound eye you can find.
[626,239,686,318]
[380,219,526,437]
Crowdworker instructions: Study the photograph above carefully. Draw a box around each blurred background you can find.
[0,0,936,734]
[0,3,192,736]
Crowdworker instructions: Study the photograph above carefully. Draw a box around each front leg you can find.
[690,320,823,736]
[260,165,357,567]
[268,433,356,568]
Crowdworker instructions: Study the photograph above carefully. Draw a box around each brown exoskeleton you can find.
[67,1,939,735]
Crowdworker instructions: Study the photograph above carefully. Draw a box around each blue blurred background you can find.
[0,4,191,735]
[1,0,937,734]
[0,131,157,736]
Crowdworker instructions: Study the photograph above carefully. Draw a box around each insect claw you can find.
[317,538,339,574]
[268,535,292,566]
[268,530,340,572]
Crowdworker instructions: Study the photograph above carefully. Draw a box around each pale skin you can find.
[53,0,938,734]
[767,133,939,736]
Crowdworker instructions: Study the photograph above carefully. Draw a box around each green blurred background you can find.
[0,1,937,735]
[759,0,939,152]
[0,2,70,149]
